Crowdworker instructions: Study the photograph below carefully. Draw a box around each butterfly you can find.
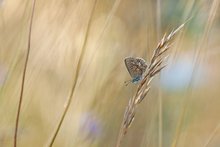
[124,57,148,85]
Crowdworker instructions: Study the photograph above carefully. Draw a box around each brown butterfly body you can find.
[124,57,148,83]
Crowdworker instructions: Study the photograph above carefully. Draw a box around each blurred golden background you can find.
[0,0,220,147]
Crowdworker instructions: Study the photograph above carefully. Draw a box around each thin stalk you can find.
[171,1,219,147]
[47,0,98,146]
[158,90,162,147]
[115,119,125,147]
[156,0,162,147]
[204,123,220,147]
[156,0,161,42]
[14,0,36,147]
[116,22,186,147]
[77,0,122,87]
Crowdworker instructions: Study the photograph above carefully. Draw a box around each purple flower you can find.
[79,112,102,140]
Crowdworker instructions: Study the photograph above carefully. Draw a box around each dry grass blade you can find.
[157,44,171,57]
[150,58,164,74]
[171,1,219,147]
[123,102,135,135]
[77,0,122,87]
[47,0,98,146]
[150,65,166,77]
[14,0,36,147]
[135,87,150,104]
[203,123,220,147]
[115,21,188,147]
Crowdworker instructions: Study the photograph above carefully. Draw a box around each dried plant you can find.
[14,0,36,147]
[116,21,189,147]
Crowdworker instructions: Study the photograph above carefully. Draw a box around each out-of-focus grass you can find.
[0,0,220,147]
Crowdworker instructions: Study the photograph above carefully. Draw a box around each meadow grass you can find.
[0,0,220,147]
[14,0,36,146]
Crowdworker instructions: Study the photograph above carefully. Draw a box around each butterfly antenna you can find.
[124,80,132,86]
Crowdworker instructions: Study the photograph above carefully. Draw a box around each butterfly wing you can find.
[124,57,147,79]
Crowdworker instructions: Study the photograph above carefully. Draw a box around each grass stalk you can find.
[47,0,98,146]
[171,1,219,147]
[14,0,36,146]
[156,1,162,147]
[158,90,162,147]
[115,22,187,147]
[77,0,122,87]
[204,123,220,147]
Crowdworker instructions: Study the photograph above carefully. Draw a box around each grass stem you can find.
[14,0,36,146]
[171,1,219,146]
[47,0,98,146]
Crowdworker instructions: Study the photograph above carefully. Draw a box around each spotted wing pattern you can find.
[124,57,148,79]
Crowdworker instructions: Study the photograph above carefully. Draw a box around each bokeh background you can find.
[0,0,220,147]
